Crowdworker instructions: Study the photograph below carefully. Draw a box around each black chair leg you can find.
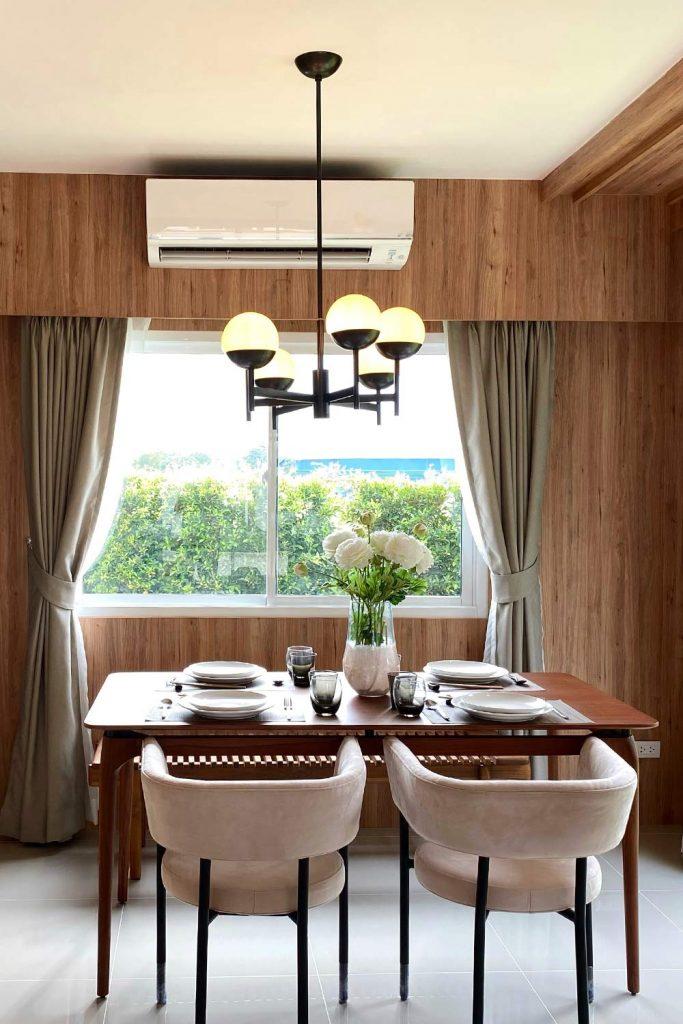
[399,813,410,1001]
[195,859,211,1024]
[339,846,349,1004]
[574,858,590,1024]
[156,844,167,1005]
[297,858,309,1024]
[472,857,489,1024]
[586,900,594,1004]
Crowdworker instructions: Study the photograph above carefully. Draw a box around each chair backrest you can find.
[141,736,366,862]
[384,736,636,859]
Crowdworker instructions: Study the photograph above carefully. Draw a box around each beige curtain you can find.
[0,317,127,843]
[446,321,556,672]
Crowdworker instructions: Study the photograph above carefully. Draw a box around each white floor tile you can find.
[526,969,683,1024]
[106,976,330,1024]
[320,971,554,1023]
[0,899,120,981]
[490,893,683,972]
[113,897,318,981]
[309,894,519,976]
[603,835,683,892]
[0,834,100,901]
[0,979,106,1024]
[643,891,683,931]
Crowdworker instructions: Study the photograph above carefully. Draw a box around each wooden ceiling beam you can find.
[541,58,683,201]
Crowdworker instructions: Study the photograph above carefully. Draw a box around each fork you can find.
[284,694,294,721]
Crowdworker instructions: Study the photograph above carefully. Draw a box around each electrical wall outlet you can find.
[636,740,660,759]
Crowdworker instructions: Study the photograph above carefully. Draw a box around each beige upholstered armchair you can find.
[142,735,366,1024]
[384,735,636,1024]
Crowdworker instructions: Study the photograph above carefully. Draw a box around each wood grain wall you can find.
[0,174,671,322]
[542,322,683,825]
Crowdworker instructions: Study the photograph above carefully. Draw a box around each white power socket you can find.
[636,740,660,759]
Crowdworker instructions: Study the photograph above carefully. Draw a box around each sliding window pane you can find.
[276,341,462,596]
[84,347,267,596]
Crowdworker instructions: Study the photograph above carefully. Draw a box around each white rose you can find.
[322,527,357,558]
[369,530,394,556]
[384,532,424,570]
[415,541,435,575]
[335,537,373,570]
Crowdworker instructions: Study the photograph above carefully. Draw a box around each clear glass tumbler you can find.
[391,672,426,717]
[309,671,342,716]
[286,645,316,687]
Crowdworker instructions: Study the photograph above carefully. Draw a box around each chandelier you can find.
[220,51,425,426]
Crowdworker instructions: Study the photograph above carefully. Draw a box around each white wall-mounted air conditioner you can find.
[146,178,414,270]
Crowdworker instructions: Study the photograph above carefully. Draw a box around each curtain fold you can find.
[0,317,127,843]
[446,321,556,672]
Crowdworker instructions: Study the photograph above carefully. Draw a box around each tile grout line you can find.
[488,917,560,1024]
[102,901,125,1022]
[640,891,683,935]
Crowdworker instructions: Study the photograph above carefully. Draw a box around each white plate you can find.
[458,692,549,715]
[424,660,508,682]
[459,706,549,723]
[184,661,266,682]
[178,689,273,719]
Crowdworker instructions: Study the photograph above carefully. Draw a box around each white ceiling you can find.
[1,1,682,179]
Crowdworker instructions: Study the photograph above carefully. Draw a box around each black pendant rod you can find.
[315,74,324,377]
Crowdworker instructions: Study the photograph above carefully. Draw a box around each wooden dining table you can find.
[84,670,657,999]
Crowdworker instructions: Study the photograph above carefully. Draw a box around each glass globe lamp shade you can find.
[358,344,395,391]
[376,307,425,360]
[221,312,279,369]
[254,348,296,391]
[325,294,381,350]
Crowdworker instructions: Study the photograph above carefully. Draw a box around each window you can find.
[82,328,487,616]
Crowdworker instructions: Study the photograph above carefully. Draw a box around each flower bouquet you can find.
[295,516,434,697]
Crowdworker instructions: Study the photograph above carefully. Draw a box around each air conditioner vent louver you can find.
[158,245,372,266]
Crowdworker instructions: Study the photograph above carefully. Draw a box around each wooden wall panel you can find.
[0,174,670,322]
[542,322,683,826]
[668,200,683,321]
[80,616,487,706]
[0,318,28,799]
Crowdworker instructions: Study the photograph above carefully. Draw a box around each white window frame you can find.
[79,330,489,619]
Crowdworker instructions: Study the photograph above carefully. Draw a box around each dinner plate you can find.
[424,660,508,682]
[458,692,549,715]
[459,706,549,723]
[178,689,273,719]
[184,661,266,683]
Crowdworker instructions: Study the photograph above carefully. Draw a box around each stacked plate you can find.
[178,689,273,720]
[424,660,509,687]
[182,661,267,688]
[456,691,550,723]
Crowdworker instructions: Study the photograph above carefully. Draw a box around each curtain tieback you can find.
[490,560,539,604]
[27,541,79,611]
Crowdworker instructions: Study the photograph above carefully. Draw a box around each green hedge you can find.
[84,469,462,597]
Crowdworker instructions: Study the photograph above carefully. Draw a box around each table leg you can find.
[117,760,133,903]
[97,735,140,999]
[609,734,639,995]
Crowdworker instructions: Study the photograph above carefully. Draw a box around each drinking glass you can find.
[286,645,316,687]
[309,671,342,716]
[392,672,426,717]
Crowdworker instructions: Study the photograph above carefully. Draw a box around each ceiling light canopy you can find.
[221,51,423,426]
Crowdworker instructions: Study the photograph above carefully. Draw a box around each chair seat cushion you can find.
[162,850,345,916]
[414,843,602,913]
